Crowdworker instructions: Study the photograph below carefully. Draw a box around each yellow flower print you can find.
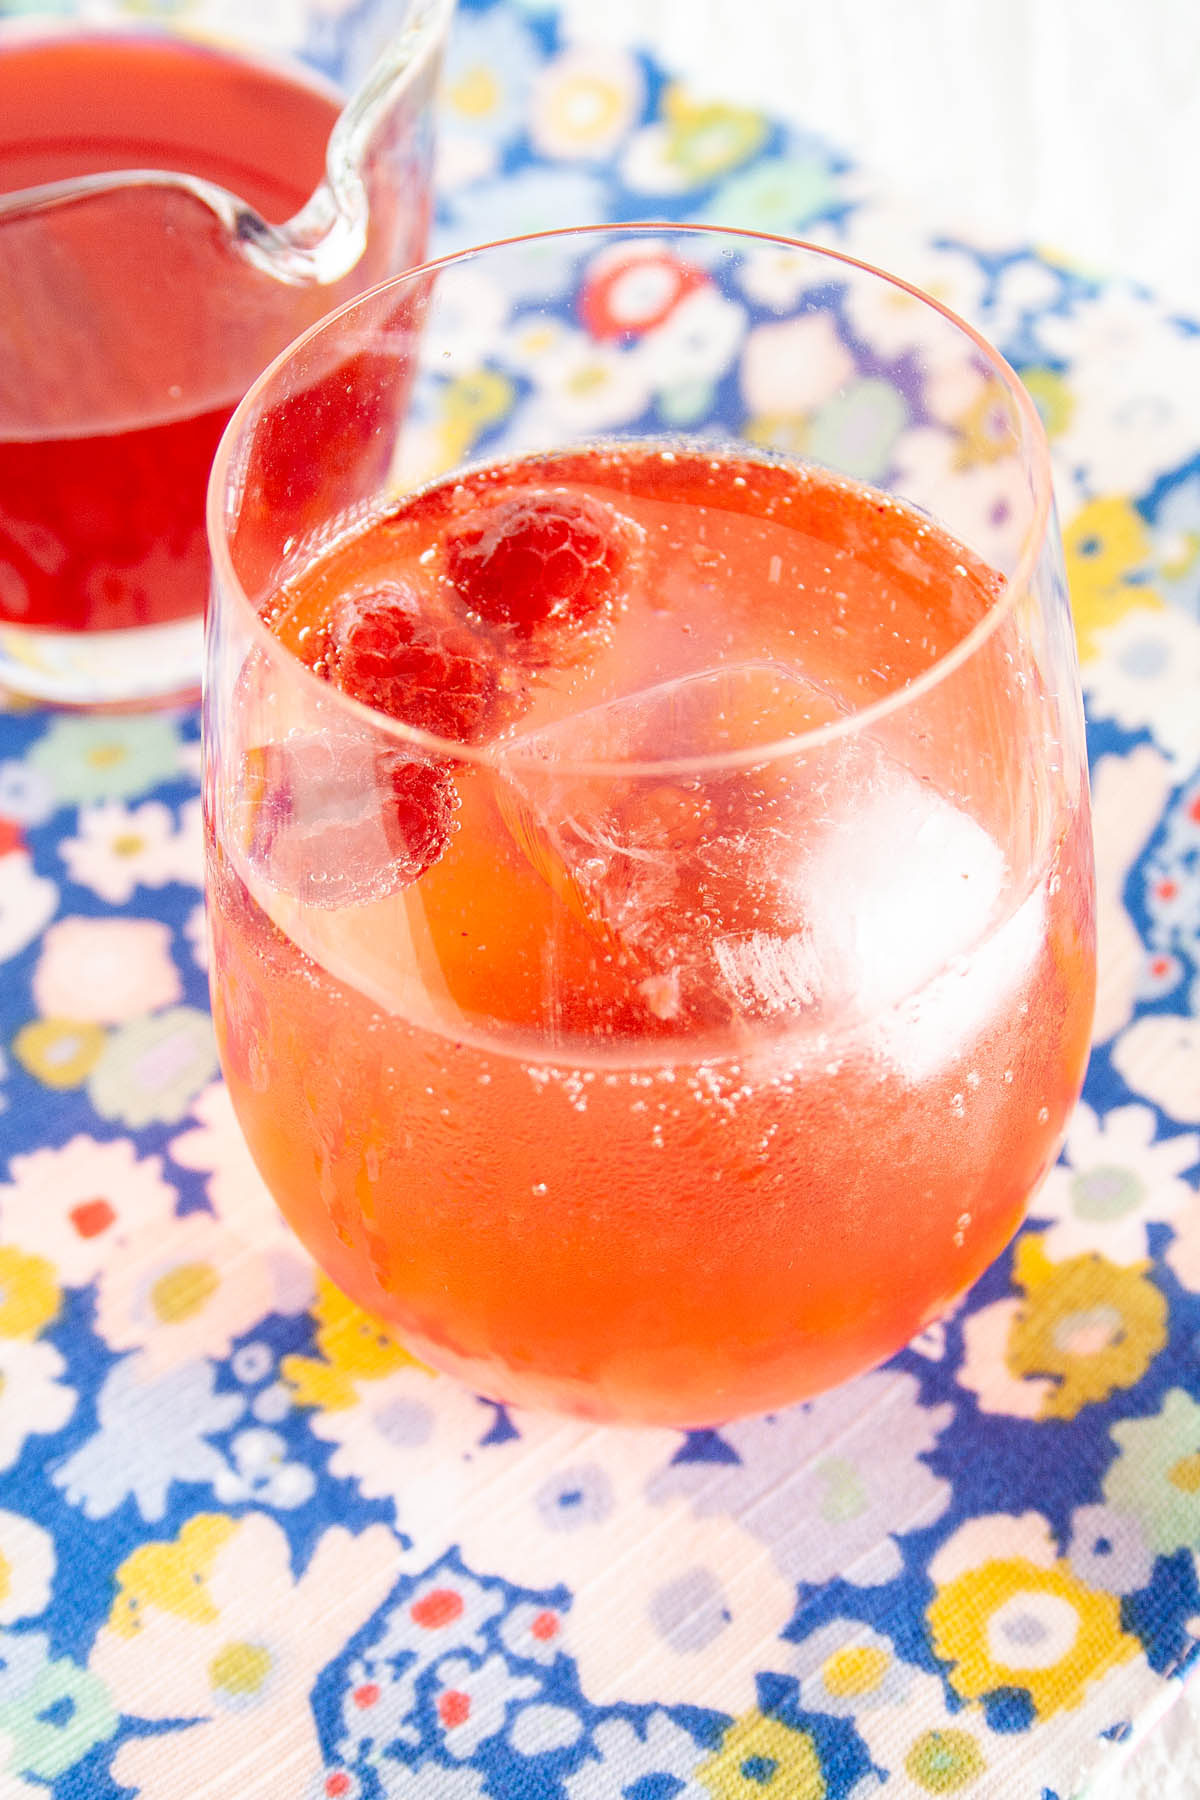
[108,1513,238,1637]
[659,86,768,185]
[928,1554,1138,1717]
[209,1639,273,1701]
[1005,1234,1167,1419]
[746,413,810,459]
[1063,497,1165,661]
[12,1018,107,1090]
[281,1275,427,1411]
[822,1642,889,1698]
[904,1728,986,1793]
[446,62,503,125]
[1017,366,1074,440]
[531,47,643,162]
[438,368,517,466]
[952,376,1020,470]
[697,1710,824,1799]
[540,71,626,153]
[794,1618,914,1717]
[93,1513,398,1797]
[0,1246,60,1339]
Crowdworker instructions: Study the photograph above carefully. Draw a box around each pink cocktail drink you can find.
[208,428,1094,1426]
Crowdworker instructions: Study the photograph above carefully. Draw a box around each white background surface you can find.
[555,0,1200,316]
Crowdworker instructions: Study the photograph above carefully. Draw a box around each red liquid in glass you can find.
[0,35,341,634]
[210,446,1096,1426]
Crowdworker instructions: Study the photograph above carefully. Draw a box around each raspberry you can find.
[444,489,633,648]
[315,581,501,745]
[382,755,458,883]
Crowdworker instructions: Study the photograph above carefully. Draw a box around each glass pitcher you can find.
[0,0,455,708]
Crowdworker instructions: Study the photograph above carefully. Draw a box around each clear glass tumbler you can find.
[204,226,1096,1428]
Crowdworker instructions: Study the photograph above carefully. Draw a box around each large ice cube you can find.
[502,660,849,767]
[496,661,1026,1041]
[793,773,1008,1016]
[495,663,850,1028]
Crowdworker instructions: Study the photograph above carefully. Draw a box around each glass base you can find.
[0,613,203,709]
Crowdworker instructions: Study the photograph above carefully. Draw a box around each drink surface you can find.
[0,35,339,634]
[210,445,1096,1425]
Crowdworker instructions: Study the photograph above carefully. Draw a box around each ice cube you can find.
[495,662,852,1027]
[873,880,1046,1080]
[497,662,1026,1041]
[712,930,823,1014]
[501,660,849,767]
[791,772,1009,1018]
[234,729,456,910]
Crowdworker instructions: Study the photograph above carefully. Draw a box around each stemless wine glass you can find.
[204,226,1096,1428]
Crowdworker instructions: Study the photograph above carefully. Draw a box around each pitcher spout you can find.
[234,179,369,291]
[242,0,452,295]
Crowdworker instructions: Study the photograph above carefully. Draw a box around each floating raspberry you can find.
[315,581,502,745]
[444,489,634,648]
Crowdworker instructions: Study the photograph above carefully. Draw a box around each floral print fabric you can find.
[1,1,1199,1796]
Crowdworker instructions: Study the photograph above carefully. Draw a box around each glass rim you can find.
[207,221,1057,781]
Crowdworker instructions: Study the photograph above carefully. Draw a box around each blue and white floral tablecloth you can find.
[1,1,1199,1796]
